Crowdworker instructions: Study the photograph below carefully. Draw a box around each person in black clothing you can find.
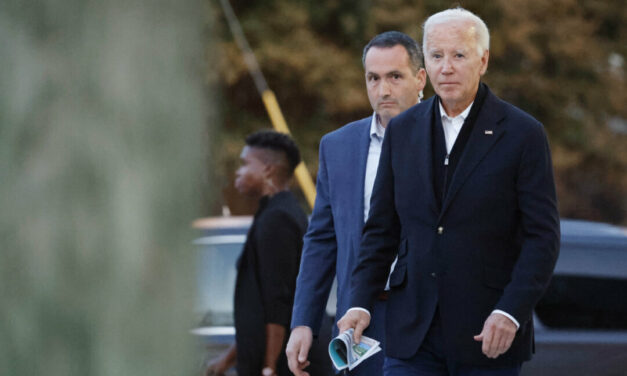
[206,130,308,376]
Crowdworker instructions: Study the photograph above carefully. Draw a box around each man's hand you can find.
[337,309,371,344]
[204,344,236,376]
[204,356,229,376]
[285,326,313,376]
[473,313,517,359]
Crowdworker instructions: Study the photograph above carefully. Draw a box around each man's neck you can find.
[261,181,289,197]
[440,91,477,118]
[377,113,390,129]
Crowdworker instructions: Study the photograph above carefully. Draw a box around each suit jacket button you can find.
[431,272,437,278]
[437,226,444,234]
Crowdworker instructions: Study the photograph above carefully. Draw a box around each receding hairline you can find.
[422,8,490,56]
[364,44,414,70]
[362,31,423,74]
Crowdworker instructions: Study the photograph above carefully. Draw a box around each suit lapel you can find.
[412,101,439,216]
[439,92,506,219]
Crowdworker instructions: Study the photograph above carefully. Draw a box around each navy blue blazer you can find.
[292,117,383,335]
[350,86,560,366]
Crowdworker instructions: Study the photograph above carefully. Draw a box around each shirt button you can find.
[437,226,444,234]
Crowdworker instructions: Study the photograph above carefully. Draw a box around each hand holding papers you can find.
[328,328,381,371]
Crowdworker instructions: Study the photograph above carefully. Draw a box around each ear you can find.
[479,49,489,76]
[262,162,276,179]
[416,68,427,91]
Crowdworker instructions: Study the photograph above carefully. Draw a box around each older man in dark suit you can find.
[338,8,560,376]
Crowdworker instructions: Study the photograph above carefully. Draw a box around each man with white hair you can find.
[338,7,560,376]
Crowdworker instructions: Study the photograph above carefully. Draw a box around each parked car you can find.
[192,217,627,375]
[191,216,334,375]
[522,219,627,375]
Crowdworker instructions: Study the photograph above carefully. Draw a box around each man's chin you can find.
[377,109,400,119]
[234,184,246,196]
[436,90,461,103]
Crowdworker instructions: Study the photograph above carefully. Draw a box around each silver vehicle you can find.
[192,216,334,375]
[193,217,627,375]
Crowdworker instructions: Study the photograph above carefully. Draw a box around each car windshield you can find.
[195,237,243,327]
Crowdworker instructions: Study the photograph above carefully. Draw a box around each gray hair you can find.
[422,7,490,57]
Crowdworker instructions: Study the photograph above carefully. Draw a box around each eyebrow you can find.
[367,70,404,77]
[428,47,468,54]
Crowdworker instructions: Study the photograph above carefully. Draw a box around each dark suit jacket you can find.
[292,116,387,375]
[292,116,380,330]
[350,85,560,366]
[234,191,308,376]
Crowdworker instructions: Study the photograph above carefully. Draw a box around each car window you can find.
[195,236,244,327]
[535,274,627,329]
[535,226,627,330]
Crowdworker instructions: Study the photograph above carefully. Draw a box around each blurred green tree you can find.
[0,0,208,374]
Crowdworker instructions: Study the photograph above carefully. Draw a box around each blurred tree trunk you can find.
[0,0,210,375]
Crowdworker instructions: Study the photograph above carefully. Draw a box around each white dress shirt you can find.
[363,114,398,291]
[439,101,472,154]
[363,114,385,221]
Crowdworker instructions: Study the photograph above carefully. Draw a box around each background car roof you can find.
[561,218,627,248]
[193,216,253,236]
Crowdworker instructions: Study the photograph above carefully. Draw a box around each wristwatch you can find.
[262,367,274,376]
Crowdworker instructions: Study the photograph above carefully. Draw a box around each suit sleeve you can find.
[350,121,401,312]
[255,210,303,328]
[495,122,560,324]
[291,138,338,334]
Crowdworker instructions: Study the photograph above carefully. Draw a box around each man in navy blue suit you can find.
[339,8,560,376]
[286,32,427,376]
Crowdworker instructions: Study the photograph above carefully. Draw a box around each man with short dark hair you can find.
[339,8,560,376]
[286,31,427,376]
[206,130,308,376]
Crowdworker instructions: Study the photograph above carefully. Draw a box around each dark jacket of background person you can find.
[350,84,560,366]
[234,191,308,375]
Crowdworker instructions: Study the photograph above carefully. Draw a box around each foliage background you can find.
[207,0,626,225]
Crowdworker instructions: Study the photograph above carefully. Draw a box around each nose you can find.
[379,78,391,97]
[442,56,454,74]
